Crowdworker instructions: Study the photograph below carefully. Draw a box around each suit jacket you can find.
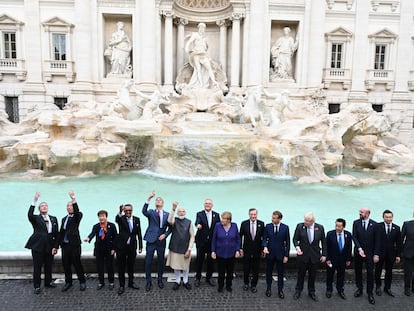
[58,202,82,247]
[142,203,171,244]
[25,205,59,253]
[262,222,290,260]
[115,214,143,251]
[402,220,414,258]
[239,219,265,257]
[293,222,326,264]
[352,218,377,256]
[326,229,352,265]
[374,222,402,260]
[194,210,220,248]
[87,222,118,255]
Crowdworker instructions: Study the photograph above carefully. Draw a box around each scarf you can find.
[99,222,108,240]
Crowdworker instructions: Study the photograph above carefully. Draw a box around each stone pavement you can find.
[1,271,414,311]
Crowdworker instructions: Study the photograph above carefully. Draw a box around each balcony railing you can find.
[43,60,76,82]
[322,68,351,90]
[365,69,394,90]
[0,58,26,81]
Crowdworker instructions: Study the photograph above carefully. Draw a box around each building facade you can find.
[0,0,413,144]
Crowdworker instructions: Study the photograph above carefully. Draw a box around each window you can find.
[328,103,340,114]
[374,44,386,70]
[54,97,67,110]
[330,43,343,69]
[5,96,19,123]
[372,104,383,112]
[3,32,16,59]
[52,33,66,61]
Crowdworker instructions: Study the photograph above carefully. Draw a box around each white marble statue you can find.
[136,89,170,120]
[270,27,299,80]
[111,79,140,120]
[185,23,219,89]
[106,21,132,76]
[239,86,266,127]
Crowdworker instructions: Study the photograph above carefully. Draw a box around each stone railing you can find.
[322,68,351,90]
[0,58,26,81]
[365,69,394,90]
[43,60,76,82]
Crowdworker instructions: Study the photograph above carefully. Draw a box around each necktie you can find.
[63,216,72,243]
[276,225,279,233]
[251,222,256,240]
[338,233,343,252]
[387,224,391,235]
[362,220,366,230]
[274,225,277,233]
[307,227,313,243]
[128,218,133,232]
[44,216,51,233]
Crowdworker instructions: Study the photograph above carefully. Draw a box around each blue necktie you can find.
[338,234,343,253]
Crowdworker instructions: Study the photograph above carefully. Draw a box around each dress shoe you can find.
[217,286,224,293]
[308,293,318,302]
[338,291,346,300]
[354,288,363,297]
[97,283,104,290]
[108,283,114,290]
[61,283,72,292]
[326,291,332,298]
[34,288,41,295]
[45,283,56,288]
[384,289,395,297]
[128,283,140,290]
[173,282,180,290]
[158,280,164,289]
[118,286,125,295]
[278,290,284,299]
[368,294,375,305]
[80,283,86,291]
[251,286,257,293]
[404,288,411,296]
[206,279,216,287]
[265,289,271,297]
[194,279,200,287]
[183,282,191,290]
[145,282,152,292]
[243,284,249,291]
[293,290,301,300]
[375,287,382,296]
[226,286,232,292]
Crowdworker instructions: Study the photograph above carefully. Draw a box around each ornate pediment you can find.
[325,27,353,41]
[0,14,24,30]
[42,17,74,32]
[369,28,398,43]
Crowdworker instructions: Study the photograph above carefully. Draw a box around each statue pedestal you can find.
[181,87,222,112]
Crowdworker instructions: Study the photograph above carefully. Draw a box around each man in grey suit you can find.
[293,212,326,302]
[402,212,414,296]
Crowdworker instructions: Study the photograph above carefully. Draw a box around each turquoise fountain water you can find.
[1,171,413,251]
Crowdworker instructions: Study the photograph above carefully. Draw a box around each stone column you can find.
[216,19,228,73]
[349,0,370,101]
[162,11,173,89]
[230,13,242,88]
[306,0,326,88]
[175,18,188,73]
[245,1,265,87]
[136,0,158,89]
[21,0,45,110]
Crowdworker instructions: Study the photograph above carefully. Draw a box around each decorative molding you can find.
[175,0,230,10]
[368,28,398,43]
[326,0,354,10]
[371,0,399,12]
[42,17,74,33]
[175,18,189,26]
[325,26,353,42]
[0,14,24,31]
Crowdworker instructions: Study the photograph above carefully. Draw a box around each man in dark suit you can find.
[194,198,220,287]
[352,207,377,304]
[402,213,414,296]
[58,191,86,292]
[325,218,352,300]
[25,192,59,294]
[142,191,171,291]
[262,210,290,299]
[373,209,402,297]
[239,208,265,293]
[116,203,143,295]
[293,212,326,301]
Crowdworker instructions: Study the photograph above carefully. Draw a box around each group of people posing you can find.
[26,191,414,305]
